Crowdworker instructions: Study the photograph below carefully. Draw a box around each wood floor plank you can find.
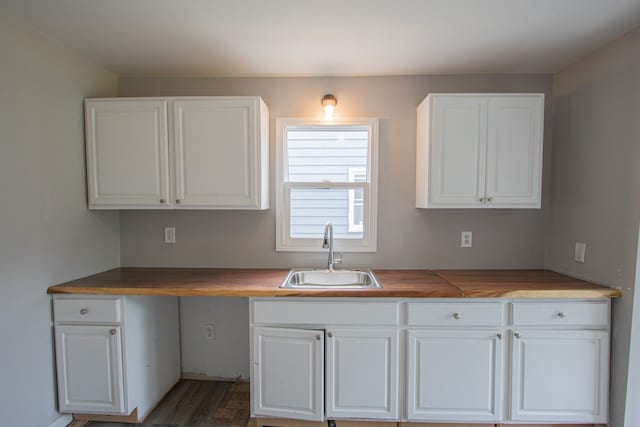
[85,380,245,427]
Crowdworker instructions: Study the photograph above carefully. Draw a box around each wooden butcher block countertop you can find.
[47,268,620,298]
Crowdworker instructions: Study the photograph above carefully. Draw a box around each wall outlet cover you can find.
[461,231,473,248]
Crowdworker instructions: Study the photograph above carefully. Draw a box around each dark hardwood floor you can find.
[84,380,250,427]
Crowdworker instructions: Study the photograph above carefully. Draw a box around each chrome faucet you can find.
[322,223,336,271]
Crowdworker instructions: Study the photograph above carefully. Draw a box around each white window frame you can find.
[276,117,379,252]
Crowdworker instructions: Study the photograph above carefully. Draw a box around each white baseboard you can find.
[48,414,72,427]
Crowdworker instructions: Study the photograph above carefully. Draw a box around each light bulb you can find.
[321,94,337,119]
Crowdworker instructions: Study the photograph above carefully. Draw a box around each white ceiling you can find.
[3,0,640,77]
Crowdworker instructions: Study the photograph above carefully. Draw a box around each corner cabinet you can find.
[416,93,544,209]
[85,96,269,210]
[53,295,180,421]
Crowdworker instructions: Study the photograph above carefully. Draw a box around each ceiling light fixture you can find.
[322,94,337,119]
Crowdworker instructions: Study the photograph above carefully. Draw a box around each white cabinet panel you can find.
[326,328,398,419]
[427,96,487,206]
[512,300,609,327]
[252,327,324,421]
[407,301,504,327]
[486,96,543,207]
[173,98,267,209]
[416,93,544,209]
[85,99,169,209]
[407,329,503,422]
[55,325,125,414]
[510,329,608,423]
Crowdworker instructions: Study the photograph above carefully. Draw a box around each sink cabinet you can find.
[250,298,610,425]
[250,299,400,421]
[85,96,269,210]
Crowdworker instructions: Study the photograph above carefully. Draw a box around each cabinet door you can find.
[173,98,266,209]
[252,327,324,421]
[511,329,608,423]
[55,325,125,413]
[485,96,543,208]
[85,99,170,209]
[427,96,488,207]
[326,328,398,419]
[407,329,503,422]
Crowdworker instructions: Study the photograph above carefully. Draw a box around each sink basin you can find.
[280,268,381,289]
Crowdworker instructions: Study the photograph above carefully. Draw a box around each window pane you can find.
[287,127,368,182]
[290,187,364,239]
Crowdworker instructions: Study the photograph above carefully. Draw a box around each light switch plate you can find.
[574,242,586,263]
[164,227,176,244]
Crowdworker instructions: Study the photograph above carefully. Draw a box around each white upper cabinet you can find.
[85,96,269,210]
[85,99,170,209]
[416,94,544,209]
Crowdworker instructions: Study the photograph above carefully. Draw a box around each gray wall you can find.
[0,10,120,427]
[547,26,640,427]
[118,74,553,378]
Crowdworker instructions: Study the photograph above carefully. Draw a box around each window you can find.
[276,118,379,252]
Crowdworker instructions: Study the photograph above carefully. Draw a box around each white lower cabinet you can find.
[510,329,609,423]
[53,296,180,421]
[407,329,502,422]
[55,325,125,413]
[252,327,325,421]
[326,328,398,419]
[250,298,611,425]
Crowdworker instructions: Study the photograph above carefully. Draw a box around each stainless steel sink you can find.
[280,268,381,289]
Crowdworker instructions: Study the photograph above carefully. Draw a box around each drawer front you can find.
[252,300,399,326]
[54,298,122,323]
[407,302,504,327]
[512,301,609,327]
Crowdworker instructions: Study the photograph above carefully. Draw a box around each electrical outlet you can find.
[574,242,586,263]
[164,227,176,244]
[461,231,472,248]
[205,324,215,340]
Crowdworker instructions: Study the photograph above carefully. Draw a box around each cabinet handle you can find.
[452,312,462,320]
[315,334,321,341]
[80,308,88,315]
[109,329,117,336]
[175,199,181,204]
[496,333,502,339]
[514,332,521,339]
[160,198,165,204]
[327,332,333,338]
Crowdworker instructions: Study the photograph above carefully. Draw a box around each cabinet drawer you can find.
[54,298,122,323]
[512,301,609,327]
[252,300,398,326]
[407,302,504,327]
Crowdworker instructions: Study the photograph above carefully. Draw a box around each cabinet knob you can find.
[496,333,502,339]
[479,197,486,203]
[316,334,321,341]
[80,308,88,315]
[327,332,333,338]
[514,332,521,339]
[175,199,181,204]
[558,312,568,319]
[160,198,165,204]
[452,312,462,320]
[487,197,494,203]
[109,329,117,336]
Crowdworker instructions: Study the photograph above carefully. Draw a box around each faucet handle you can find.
[333,252,343,265]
